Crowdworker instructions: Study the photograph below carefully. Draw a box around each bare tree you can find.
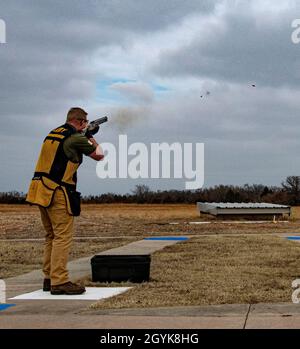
[282,176,300,204]
[131,184,151,203]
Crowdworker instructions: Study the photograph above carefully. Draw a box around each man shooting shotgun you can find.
[26,107,106,295]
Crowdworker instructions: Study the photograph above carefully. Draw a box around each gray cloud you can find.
[23,0,218,32]
[141,84,300,187]
[0,0,217,133]
[152,2,300,88]
[0,0,299,194]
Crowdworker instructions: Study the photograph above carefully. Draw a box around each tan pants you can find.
[39,188,74,286]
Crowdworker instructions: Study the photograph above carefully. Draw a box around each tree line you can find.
[1,176,300,205]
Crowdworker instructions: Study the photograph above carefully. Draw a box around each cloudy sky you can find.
[1,0,300,195]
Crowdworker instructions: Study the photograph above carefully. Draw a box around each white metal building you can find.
[197,202,290,217]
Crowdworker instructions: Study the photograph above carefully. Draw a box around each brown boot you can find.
[51,282,86,295]
[43,279,51,292]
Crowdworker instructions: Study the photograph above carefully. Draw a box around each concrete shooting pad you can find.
[9,287,132,301]
[97,236,189,255]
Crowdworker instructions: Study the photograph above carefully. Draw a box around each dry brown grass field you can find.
[1,203,300,240]
[2,203,300,307]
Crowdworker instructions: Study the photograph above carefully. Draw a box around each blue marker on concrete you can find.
[0,304,15,311]
[144,237,189,241]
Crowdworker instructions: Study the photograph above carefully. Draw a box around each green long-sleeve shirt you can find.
[63,133,96,163]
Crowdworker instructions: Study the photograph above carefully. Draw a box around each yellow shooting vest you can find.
[26,124,81,214]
